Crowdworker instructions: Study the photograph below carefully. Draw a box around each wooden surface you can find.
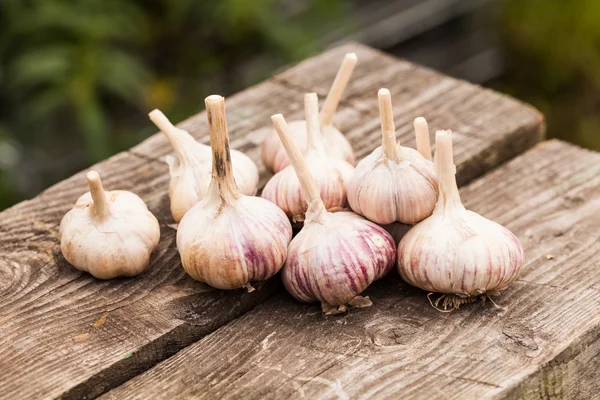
[0,42,544,399]
[101,140,600,400]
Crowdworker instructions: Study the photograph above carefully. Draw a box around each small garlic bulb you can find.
[398,130,525,307]
[59,171,160,279]
[262,93,354,222]
[177,95,292,290]
[347,89,439,225]
[149,109,259,222]
[261,53,358,173]
[271,114,396,314]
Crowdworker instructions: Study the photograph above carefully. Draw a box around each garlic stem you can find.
[320,52,357,127]
[205,95,241,204]
[271,114,327,219]
[435,130,464,212]
[86,171,111,220]
[414,117,432,160]
[149,109,191,166]
[378,88,400,160]
[305,93,325,152]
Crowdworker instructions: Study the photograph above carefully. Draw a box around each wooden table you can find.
[1,43,598,400]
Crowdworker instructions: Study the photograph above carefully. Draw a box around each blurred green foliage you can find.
[1,0,599,211]
[497,0,600,150]
[0,0,348,209]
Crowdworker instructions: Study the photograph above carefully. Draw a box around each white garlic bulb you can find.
[59,171,161,279]
[271,114,396,314]
[177,95,292,290]
[261,53,358,173]
[149,109,259,222]
[398,130,525,308]
[347,89,439,225]
[262,93,354,222]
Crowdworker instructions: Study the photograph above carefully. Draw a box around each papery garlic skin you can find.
[271,113,396,312]
[262,93,354,222]
[150,110,259,222]
[348,146,438,224]
[347,90,438,225]
[261,52,358,173]
[398,211,524,295]
[282,209,396,306]
[166,145,258,222]
[178,185,292,289]
[177,95,292,290]
[261,120,306,172]
[59,172,160,279]
[397,130,524,299]
[269,122,356,173]
[263,153,354,221]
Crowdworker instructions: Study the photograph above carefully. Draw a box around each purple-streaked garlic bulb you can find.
[177,96,292,291]
[262,93,354,223]
[398,130,525,309]
[347,88,439,225]
[271,114,396,314]
[149,109,259,222]
[261,53,358,173]
[59,171,160,279]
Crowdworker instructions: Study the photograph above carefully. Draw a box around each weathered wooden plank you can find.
[101,140,600,400]
[0,43,544,399]
[0,83,309,399]
[499,327,600,400]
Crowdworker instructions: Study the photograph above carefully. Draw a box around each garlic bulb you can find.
[271,114,396,314]
[347,89,439,225]
[149,109,259,222]
[398,130,525,308]
[177,95,292,290]
[262,93,354,222]
[261,53,358,173]
[59,171,160,279]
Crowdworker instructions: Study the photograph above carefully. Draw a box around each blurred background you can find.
[0,0,598,210]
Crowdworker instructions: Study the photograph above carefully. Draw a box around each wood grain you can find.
[0,43,544,399]
[101,141,600,400]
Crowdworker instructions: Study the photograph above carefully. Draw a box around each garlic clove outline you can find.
[177,95,293,290]
[261,52,358,173]
[271,113,396,312]
[59,171,161,279]
[149,109,259,222]
[347,89,439,225]
[262,93,354,222]
[397,130,525,308]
